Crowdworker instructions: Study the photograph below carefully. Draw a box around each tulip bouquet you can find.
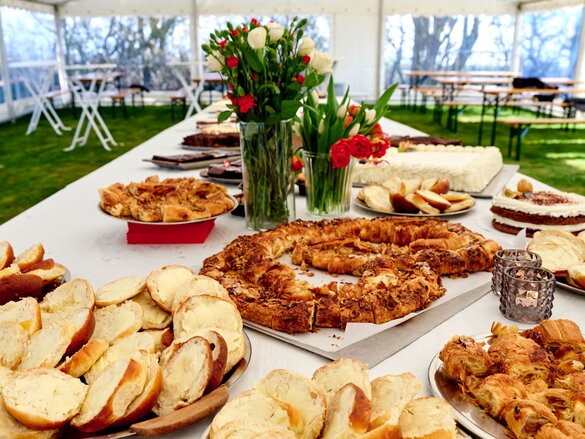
[202,18,332,230]
[298,78,397,216]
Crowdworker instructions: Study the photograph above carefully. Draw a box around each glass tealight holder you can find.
[500,266,555,324]
[491,249,542,296]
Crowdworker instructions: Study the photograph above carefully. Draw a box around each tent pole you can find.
[574,3,585,88]
[375,0,384,98]
[0,8,15,122]
[190,0,201,78]
[511,5,523,75]
[54,5,68,99]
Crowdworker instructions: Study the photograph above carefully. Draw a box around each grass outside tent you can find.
[0,104,584,225]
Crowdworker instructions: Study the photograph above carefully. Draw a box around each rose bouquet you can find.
[202,18,332,230]
[298,78,397,216]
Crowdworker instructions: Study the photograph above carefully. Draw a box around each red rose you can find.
[238,94,256,113]
[242,26,248,32]
[303,55,311,64]
[226,92,237,106]
[344,115,353,129]
[370,137,390,158]
[226,57,239,68]
[232,29,239,37]
[349,134,372,159]
[370,123,383,137]
[292,156,303,172]
[252,72,258,80]
[251,18,259,26]
[219,40,227,49]
[330,139,352,168]
[347,105,360,118]
[296,75,305,85]
[228,82,234,90]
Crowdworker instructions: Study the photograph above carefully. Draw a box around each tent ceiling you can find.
[1,0,583,16]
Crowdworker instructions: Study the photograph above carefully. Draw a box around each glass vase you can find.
[301,150,356,217]
[239,120,295,231]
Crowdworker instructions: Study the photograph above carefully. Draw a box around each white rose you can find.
[309,52,333,74]
[247,27,267,49]
[298,37,315,56]
[348,123,360,137]
[364,108,376,124]
[318,119,325,134]
[266,22,285,41]
[206,50,224,72]
[336,103,348,119]
[310,89,319,104]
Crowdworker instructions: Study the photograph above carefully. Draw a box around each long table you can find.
[3,111,585,438]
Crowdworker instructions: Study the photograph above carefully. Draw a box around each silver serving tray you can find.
[556,278,585,297]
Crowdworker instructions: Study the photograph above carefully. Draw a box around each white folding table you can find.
[64,64,119,152]
[170,61,204,119]
[9,60,71,136]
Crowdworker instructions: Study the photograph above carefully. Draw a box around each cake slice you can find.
[2,368,87,430]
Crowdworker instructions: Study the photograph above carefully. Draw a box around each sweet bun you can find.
[398,397,457,439]
[130,290,172,330]
[153,336,213,416]
[63,307,95,356]
[363,185,393,213]
[18,322,73,370]
[0,273,44,305]
[211,420,296,438]
[210,389,295,437]
[173,295,243,340]
[197,330,227,393]
[528,230,585,275]
[320,383,371,439]
[84,332,156,384]
[0,241,14,270]
[2,368,87,430]
[0,321,28,370]
[14,243,44,272]
[171,275,231,314]
[144,327,174,354]
[312,358,372,404]
[568,263,585,290]
[0,297,42,335]
[146,265,197,312]
[95,275,146,306]
[40,278,95,315]
[24,264,65,284]
[190,327,245,373]
[255,369,326,439]
[92,300,143,345]
[111,352,162,427]
[71,357,147,432]
[58,339,109,378]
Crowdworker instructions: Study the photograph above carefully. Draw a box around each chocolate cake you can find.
[491,190,585,236]
[183,132,240,148]
[207,160,242,180]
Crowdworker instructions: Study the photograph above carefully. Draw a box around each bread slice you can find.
[173,294,243,340]
[14,243,44,272]
[64,307,95,356]
[320,383,371,439]
[71,357,147,432]
[210,389,295,436]
[24,265,66,284]
[2,368,87,430]
[111,351,162,427]
[255,369,326,439]
[153,336,213,416]
[0,241,14,270]
[131,290,172,330]
[312,358,372,404]
[144,328,174,354]
[399,397,456,439]
[405,193,440,215]
[84,332,156,384]
[95,275,146,307]
[40,278,95,314]
[59,339,109,378]
[197,330,227,393]
[0,273,44,305]
[0,297,41,335]
[171,275,231,314]
[18,322,72,370]
[190,327,245,373]
[0,321,28,369]
[146,265,197,312]
[92,300,143,345]
[0,264,21,281]
[212,420,297,438]
[415,190,451,210]
[368,373,422,430]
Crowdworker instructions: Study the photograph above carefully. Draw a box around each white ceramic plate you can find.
[354,197,476,217]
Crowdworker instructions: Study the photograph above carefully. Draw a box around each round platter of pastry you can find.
[98,176,237,224]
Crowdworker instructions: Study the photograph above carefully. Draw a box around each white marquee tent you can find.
[1,0,584,121]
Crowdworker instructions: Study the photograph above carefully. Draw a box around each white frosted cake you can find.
[353,145,503,193]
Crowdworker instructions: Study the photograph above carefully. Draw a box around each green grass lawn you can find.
[1,103,584,225]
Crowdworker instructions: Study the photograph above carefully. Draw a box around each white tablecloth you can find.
[2,113,584,438]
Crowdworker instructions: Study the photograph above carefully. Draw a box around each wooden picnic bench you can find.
[497,117,585,160]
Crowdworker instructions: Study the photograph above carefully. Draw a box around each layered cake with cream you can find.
[491,180,585,236]
[353,145,503,193]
